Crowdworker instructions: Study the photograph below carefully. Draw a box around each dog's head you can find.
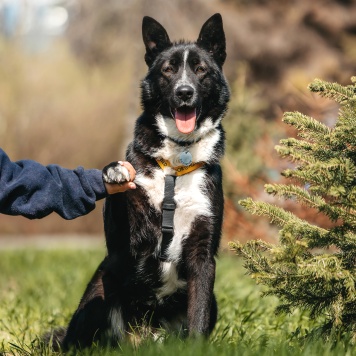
[141,14,230,141]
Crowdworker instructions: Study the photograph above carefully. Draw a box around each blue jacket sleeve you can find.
[0,148,107,220]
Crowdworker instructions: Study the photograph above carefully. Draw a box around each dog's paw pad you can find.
[102,162,130,184]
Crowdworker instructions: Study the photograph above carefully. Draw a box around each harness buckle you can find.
[162,202,176,210]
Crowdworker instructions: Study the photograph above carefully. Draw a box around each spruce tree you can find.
[230,77,356,337]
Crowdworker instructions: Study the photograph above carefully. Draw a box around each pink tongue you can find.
[175,108,196,134]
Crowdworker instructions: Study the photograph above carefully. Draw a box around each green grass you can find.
[0,248,354,355]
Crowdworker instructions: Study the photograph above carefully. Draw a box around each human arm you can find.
[0,149,135,220]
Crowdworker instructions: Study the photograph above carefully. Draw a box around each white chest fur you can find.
[167,170,212,261]
[135,167,211,260]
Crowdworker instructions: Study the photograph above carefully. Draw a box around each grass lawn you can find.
[0,246,354,355]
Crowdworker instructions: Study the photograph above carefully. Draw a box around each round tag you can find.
[179,151,193,166]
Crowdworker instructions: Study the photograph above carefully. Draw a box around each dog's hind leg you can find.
[61,258,124,350]
[42,327,67,352]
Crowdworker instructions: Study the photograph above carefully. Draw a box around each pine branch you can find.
[275,144,319,164]
[239,198,328,245]
[265,183,323,207]
[265,183,356,226]
[308,78,356,105]
[229,240,274,278]
[334,108,356,149]
[282,112,331,142]
[281,158,356,197]
[277,138,344,169]
[239,198,300,227]
[264,254,356,324]
[279,137,314,150]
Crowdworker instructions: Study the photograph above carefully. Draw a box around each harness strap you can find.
[156,158,205,176]
[156,158,205,262]
[159,175,176,261]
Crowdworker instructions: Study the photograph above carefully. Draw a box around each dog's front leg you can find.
[187,257,216,336]
[184,226,217,336]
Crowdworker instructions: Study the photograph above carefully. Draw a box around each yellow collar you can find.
[156,158,205,176]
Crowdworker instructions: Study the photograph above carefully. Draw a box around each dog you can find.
[51,13,230,350]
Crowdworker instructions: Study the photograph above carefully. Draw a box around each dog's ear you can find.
[142,16,171,67]
[197,13,226,67]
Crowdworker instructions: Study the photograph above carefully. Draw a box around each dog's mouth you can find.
[173,106,197,134]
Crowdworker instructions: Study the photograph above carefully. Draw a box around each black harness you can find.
[159,175,176,261]
[155,156,205,262]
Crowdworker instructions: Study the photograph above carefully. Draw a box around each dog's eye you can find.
[195,66,206,74]
[163,65,174,74]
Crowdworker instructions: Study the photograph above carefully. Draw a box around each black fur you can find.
[49,13,230,350]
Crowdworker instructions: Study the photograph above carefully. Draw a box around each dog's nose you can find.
[176,85,194,101]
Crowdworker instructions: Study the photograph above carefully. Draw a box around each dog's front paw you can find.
[102,161,130,184]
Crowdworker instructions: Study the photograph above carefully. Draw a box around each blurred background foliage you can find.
[1,0,356,245]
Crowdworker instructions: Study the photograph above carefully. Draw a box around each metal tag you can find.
[179,151,193,166]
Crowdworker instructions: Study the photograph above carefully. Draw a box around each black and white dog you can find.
[55,13,230,349]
